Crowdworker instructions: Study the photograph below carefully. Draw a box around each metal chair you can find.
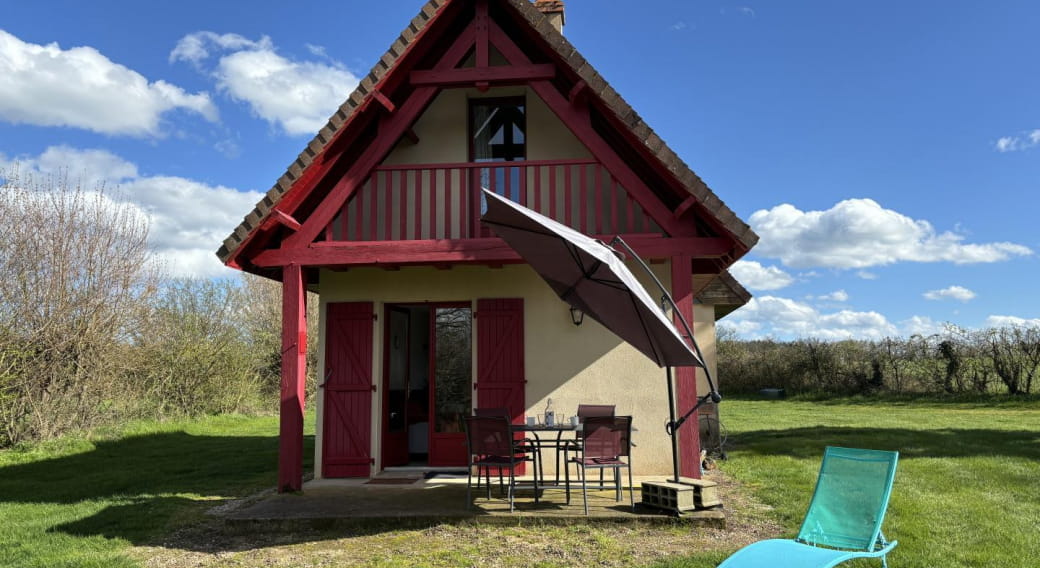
[561,404,617,484]
[473,407,514,491]
[564,415,634,515]
[464,415,539,512]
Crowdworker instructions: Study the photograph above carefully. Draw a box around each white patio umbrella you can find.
[481,189,720,483]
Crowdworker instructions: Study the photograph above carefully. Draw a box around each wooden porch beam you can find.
[279,263,307,492]
[402,128,420,145]
[670,254,701,479]
[253,236,731,268]
[409,64,556,87]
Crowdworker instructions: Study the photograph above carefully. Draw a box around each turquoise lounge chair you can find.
[719,446,899,568]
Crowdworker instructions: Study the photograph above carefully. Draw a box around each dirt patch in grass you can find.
[133,471,784,568]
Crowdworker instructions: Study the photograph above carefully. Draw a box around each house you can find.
[216,0,758,492]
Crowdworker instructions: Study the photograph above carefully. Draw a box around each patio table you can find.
[511,423,577,486]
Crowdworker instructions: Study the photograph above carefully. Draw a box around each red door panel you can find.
[476,298,526,473]
[323,302,374,478]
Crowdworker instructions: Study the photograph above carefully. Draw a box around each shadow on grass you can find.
[729,427,1040,460]
[0,431,313,547]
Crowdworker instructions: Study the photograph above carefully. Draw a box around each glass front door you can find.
[429,305,472,466]
[382,303,471,468]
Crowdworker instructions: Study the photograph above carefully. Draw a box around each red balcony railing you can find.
[323,159,662,242]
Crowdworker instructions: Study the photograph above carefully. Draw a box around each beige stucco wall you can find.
[312,261,720,479]
[382,85,591,166]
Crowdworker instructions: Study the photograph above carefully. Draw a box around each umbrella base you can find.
[640,479,722,513]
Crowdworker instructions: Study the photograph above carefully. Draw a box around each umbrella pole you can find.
[666,365,682,483]
[610,236,720,397]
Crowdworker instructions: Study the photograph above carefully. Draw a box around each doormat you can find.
[424,470,469,479]
[364,477,420,485]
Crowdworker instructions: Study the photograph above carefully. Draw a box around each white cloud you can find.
[750,199,1032,269]
[738,6,757,17]
[725,295,897,340]
[812,290,849,302]
[984,315,1040,329]
[856,270,879,280]
[923,285,976,302]
[670,21,689,31]
[0,29,216,137]
[729,260,794,291]
[899,315,945,337]
[169,32,271,65]
[2,145,262,278]
[171,31,358,136]
[995,129,1040,152]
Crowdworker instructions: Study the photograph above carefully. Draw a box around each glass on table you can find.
[526,416,537,426]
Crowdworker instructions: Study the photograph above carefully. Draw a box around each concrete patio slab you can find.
[216,475,726,530]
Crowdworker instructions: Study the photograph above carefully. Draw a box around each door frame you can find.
[380,301,473,469]
[380,305,412,468]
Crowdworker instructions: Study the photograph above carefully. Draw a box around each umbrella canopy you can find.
[481,189,703,369]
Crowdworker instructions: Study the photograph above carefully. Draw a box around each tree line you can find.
[0,172,318,447]
[718,324,1040,396]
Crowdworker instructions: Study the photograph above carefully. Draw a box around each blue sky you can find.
[0,1,1036,340]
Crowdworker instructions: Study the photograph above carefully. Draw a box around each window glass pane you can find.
[433,307,472,433]
[470,99,525,162]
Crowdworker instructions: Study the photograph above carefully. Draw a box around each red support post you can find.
[279,263,307,492]
[670,255,701,479]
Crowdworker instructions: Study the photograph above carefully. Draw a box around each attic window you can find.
[470,97,526,162]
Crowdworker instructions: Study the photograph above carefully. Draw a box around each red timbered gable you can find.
[217,0,758,278]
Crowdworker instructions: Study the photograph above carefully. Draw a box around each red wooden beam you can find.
[568,80,589,105]
[271,209,302,232]
[673,195,698,221]
[253,236,730,268]
[670,254,701,479]
[409,64,555,87]
[475,0,490,68]
[372,89,396,114]
[280,23,478,251]
[279,263,307,492]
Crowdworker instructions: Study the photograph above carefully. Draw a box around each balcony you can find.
[322,159,662,243]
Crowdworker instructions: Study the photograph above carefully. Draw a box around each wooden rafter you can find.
[410,64,555,87]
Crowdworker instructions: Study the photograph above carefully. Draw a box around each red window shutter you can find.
[475,298,526,421]
[322,302,375,477]
[476,298,526,474]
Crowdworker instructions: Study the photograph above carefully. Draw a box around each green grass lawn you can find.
[0,414,314,568]
[1,398,1037,567]
[656,396,1040,568]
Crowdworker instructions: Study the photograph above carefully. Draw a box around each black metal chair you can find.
[564,415,634,515]
[464,414,539,512]
[561,404,616,483]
